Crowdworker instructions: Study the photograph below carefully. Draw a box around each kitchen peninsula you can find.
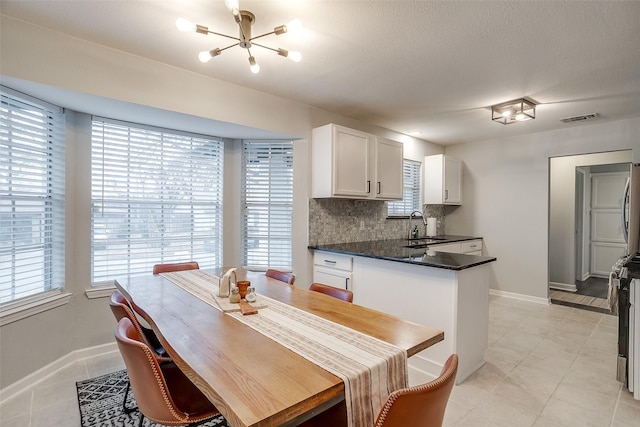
[309,236,496,383]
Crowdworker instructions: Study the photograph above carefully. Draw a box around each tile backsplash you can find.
[308,199,445,245]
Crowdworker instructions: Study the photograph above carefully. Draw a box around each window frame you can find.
[89,117,224,286]
[240,140,294,271]
[387,159,422,217]
[0,86,67,313]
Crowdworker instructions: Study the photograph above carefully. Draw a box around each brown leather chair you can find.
[152,261,200,274]
[109,290,170,361]
[373,354,458,427]
[109,290,171,414]
[265,268,295,285]
[115,317,223,427]
[309,282,353,303]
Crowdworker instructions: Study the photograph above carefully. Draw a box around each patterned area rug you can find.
[76,369,229,427]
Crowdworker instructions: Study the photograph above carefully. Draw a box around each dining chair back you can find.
[373,354,458,427]
[265,268,296,285]
[309,282,353,303]
[152,261,200,275]
[109,290,170,362]
[115,317,222,427]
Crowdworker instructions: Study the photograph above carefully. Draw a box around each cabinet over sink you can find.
[308,236,496,384]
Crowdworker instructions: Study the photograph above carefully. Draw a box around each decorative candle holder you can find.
[236,280,250,299]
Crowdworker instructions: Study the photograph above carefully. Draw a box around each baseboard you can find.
[549,281,577,292]
[0,342,118,404]
[489,288,550,305]
[408,353,442,380]
[407,364,436,387]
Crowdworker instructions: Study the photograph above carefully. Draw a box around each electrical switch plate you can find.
[359,220,365,230]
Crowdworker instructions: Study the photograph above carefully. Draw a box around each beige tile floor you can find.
[1,295,639,427]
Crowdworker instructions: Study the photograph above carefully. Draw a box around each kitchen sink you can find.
[402,243,430,249]
[403,237,448,248]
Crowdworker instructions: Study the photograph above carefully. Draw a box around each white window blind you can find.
[91,119,224,284]
[388,159,421,216]
[0,87,65,304]
[241,140,293,271]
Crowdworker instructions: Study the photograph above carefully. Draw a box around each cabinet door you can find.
[333,126,371,197]
[314,267,352,290]
[374,138,403,200]
[444,156,462,204]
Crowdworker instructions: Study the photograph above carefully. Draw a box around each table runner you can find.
[160,270,407,427]
[161,270,268,312]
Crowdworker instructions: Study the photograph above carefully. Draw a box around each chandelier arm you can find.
[205,30,240,42]
[250,30,278,41]
[251,42,278,53]
[218,42,240,52]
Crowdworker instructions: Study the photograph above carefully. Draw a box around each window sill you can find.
[85,284,117,299]
[0,291,72,327]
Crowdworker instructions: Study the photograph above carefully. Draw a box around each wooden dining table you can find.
[115,268,444,427]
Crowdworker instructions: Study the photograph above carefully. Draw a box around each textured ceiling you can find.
[1,0,639,145]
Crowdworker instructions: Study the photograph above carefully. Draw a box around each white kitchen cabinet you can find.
[429,242,461,254]
[351,255,490,384]
[424,154,462,205]
[312,124,403,200]
[430,239,483,256]
[313,252,353,290]
[461,240,483,255]
[374,137,404,199]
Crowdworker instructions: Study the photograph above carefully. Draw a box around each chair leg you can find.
[122,380,138,414]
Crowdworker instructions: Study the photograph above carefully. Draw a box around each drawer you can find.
[461,240,483,254]
[313,268,352,290]
[313,251,353,271]
[430,242,461,254]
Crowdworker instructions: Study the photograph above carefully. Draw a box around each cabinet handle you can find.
[377,182,381,194]
[324,260,337,264]
[445,189,449,200]
[470,245,477,248]
[367,180,371,193]
[345,277,350,290]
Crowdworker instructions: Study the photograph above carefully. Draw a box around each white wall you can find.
[446,118,640,299]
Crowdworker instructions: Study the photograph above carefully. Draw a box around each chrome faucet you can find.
[408,210,427,240]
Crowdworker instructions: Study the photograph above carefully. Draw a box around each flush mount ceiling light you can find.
[491,98,536,125]
[176,0,302,74]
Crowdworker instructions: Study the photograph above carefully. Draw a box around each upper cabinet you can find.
[424,154,462,205]
[312,124,403,200]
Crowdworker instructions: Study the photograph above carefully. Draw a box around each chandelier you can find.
[176,0,302,74]
[491,98,536,125]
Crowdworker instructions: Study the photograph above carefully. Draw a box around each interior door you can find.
[590,172,629,277]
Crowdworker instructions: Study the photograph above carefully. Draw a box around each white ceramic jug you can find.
[218,267,237,298]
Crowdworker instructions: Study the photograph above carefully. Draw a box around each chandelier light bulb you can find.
[198,48,222,63]
[198,50,213,63]
[285,18,303,34]
[224,0,240,14]
[501,110,512,118]
[249,56,260,73]
[515,113,526,121]
[176,18,196,32]
[288,50,302,62]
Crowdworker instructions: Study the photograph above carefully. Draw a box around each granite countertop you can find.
[308,235,497,271]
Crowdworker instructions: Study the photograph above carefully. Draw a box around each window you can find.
[0,87,65,304]
[388,159,422,216]
[241,140,293,270]
[91,119,223,284]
